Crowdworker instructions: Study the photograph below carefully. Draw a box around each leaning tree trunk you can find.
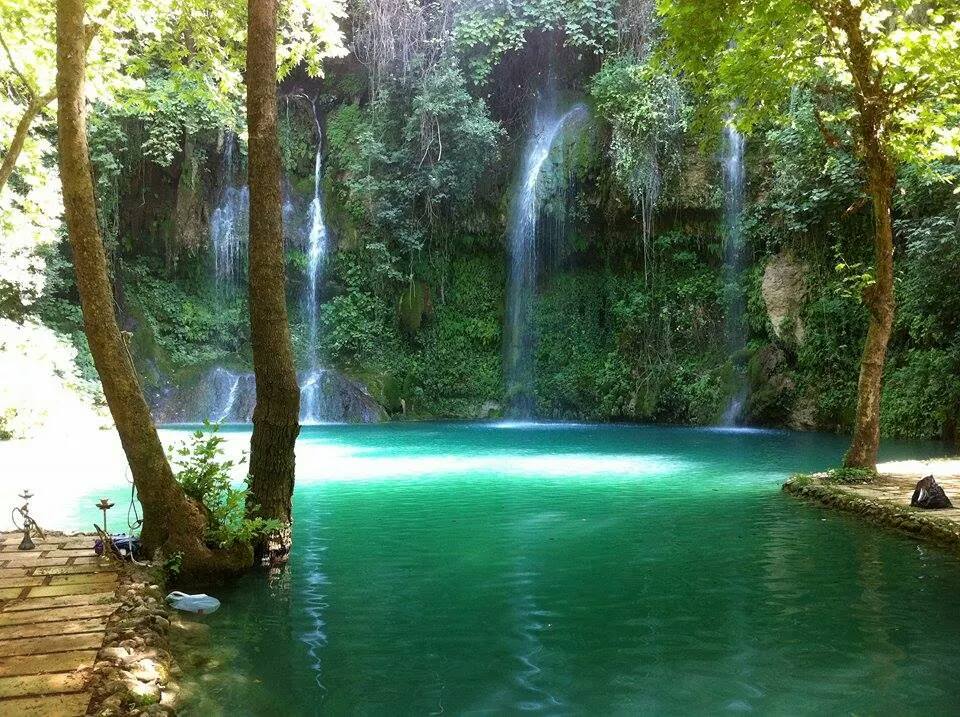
[56,0,250,577]
[0,93,53,194]
[843,160,895,471]
[246,0,301,564]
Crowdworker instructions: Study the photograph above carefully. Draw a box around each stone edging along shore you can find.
[783,474,960,555]
[86,564,179,716]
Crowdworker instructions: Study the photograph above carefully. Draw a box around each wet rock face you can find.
[911,475,954,509]
[151,365,387,424]
[762,250,808,344]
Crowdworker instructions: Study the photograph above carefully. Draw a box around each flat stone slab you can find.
[0,577,43,589]
[0,532,120,713]
[32,565,114,577]
[47,573,118,587]
[6,592,117,611]
[0,618,106,641]
[0,649,97,678]
[24,582,117,599]
[0,604,117,626]
[0,632,103,658]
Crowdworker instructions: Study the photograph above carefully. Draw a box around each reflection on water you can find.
[300,531,329,689]
[148,423,959,714]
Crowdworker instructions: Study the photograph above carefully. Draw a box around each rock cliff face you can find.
[762,251,808,345]
[743,251,818,428]
[170,140,210,269]
[151,366,387,424]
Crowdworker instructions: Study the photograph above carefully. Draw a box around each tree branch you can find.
[0,16,103,195]
[0,27,37,101]
[811,105,842,148]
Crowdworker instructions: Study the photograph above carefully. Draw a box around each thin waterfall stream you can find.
[504,102,588,418]
[721,117,747,425]
[187,120,378,424]
[299,103,331,424]
[211,133,249,293]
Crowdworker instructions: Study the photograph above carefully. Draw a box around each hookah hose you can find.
[127,468,143,533]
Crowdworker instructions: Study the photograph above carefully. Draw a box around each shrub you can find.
[170,423,281,548]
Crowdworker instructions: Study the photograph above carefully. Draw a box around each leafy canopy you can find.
[658,0,960,162]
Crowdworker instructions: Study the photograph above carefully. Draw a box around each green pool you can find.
[158,423,959,714]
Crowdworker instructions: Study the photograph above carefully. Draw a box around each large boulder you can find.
[762,250,808,344]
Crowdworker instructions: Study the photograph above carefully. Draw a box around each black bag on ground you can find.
[910,475,953,509]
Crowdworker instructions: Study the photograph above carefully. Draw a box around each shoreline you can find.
[783,459,960,555]
[87,562,179,716]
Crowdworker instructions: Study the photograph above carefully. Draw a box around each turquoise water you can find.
[108,424,960,713]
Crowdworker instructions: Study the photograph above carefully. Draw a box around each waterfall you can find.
[721,117,747,425]
[504,102,588,419]
[304,108,327,367]
[300,104,331,424]
[212,367,242,422]
[180,114,377,425]
[211,133,249,292]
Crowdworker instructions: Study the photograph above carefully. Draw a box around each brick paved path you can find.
[0,532,118,716]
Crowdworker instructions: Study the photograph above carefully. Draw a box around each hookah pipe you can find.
[11,490,45,551]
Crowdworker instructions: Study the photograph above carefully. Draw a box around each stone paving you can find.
[786,459,960,553]
[0,532,118,716]
[847,472,960,528]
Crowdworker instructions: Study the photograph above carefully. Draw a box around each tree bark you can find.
[843,163,895,470]
[829,1,896,472]
[246,0,301,563]
[56,0,250,577]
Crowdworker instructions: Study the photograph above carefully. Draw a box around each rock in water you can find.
[910,475,954,509]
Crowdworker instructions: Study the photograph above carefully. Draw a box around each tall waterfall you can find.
[721,118,747,425]
[299,105,331,424]
[211,133,249,292]
[504,102,588,418]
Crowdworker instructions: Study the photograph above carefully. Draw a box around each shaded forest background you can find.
[2,0,959,444]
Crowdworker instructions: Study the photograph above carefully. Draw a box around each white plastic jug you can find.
[166,591,221,615]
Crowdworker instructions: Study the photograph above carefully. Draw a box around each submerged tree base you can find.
[784,463,960,555]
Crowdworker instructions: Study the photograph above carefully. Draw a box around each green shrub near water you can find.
[170,424,281,548]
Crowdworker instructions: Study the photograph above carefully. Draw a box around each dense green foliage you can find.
[2,0,958,446]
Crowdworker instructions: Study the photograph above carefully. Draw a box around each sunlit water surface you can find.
[90,423,960,713]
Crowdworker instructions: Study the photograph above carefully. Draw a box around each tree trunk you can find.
[830,2,896,473]
[246,0,301,564]
[56,0,250,577]
[843,164,895,471]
